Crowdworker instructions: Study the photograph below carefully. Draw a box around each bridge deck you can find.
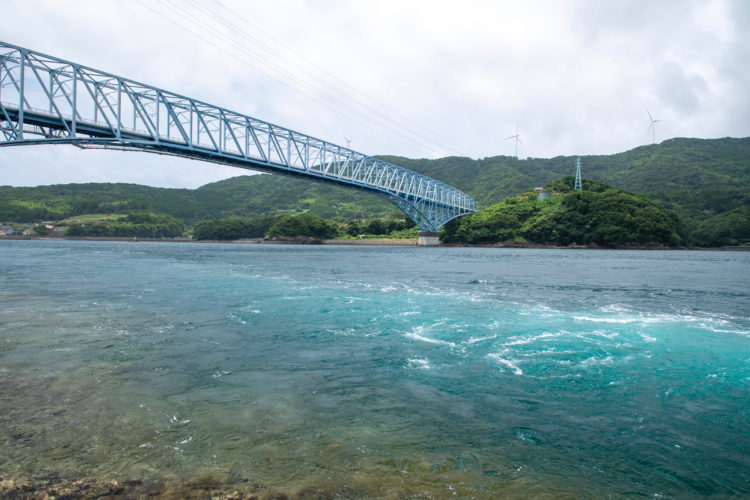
[0,41,477,231]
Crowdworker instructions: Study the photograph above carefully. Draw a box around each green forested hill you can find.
[379,137,750,245]
[0,175,394,224]
[442,178,687,247]
[192,175,393,221]
[1,137,748,245]
[380,137,750,219]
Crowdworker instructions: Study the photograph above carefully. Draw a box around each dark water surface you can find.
[1,240,748,498]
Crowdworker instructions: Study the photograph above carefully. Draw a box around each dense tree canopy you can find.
[442,178,687,247]
[266,213,338,239]
[691,207,750,246]
[65,211,184,238]
[344,213,415,237]
[190,212,415,241]
[192,216,281,240]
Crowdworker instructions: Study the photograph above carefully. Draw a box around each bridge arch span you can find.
[0,41,476,231]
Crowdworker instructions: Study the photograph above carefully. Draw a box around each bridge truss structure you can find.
[0,41,476,231]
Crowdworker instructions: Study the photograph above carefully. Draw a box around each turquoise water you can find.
[1,240,748,497]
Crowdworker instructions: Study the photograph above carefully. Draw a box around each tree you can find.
[192,216,281,240]
[266,213,338,239]
[33,224,51,236]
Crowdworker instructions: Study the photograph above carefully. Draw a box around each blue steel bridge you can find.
[0,41,476,233]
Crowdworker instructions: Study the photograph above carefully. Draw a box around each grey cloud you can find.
[656,63,708,114]
[573,0,696,41]
[1,0,748,187]
[720,1,750,133]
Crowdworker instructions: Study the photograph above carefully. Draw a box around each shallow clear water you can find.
[1,240,748,497]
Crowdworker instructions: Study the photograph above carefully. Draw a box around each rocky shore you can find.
[0,473,362,499]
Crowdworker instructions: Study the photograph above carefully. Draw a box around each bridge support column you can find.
[417,231,441,246]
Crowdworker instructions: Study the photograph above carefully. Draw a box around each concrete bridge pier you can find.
[417,232,441,246]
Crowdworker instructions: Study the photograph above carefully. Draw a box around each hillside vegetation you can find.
[442,178,686,247]
[380,137,750,212]
[0,175,393,224]
[191,212,416,241]
[1,137,748,245]
[65,211,184,238]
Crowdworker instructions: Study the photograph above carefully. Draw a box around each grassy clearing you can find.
[60,214,123,223]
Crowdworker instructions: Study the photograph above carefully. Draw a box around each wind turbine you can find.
[647,109,661,144]
[343,135,352,149]
[505,124,524,158]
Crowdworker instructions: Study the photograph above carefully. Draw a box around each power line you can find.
[210,0,471,156]
[133,0,426,153]
[146,0,470,157]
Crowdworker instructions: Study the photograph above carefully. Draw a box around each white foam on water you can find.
[331,327,357,336]
[467,333,500,344]
[480,319,503,331]
[407,358,431,369]
[600,304,632,313]
[528,303,556,313]
[404,326,456,348]
[228,314,247,325]
[487,353,523,375]
[504,331,563,346]
[575,315,639,324]
[640,332,657,342]
[578,309,671,324]
[152,324,175,334]
[641,313,701,324]
[702,324,750,337]
[576,308,750,339]
[578,355,614,368]
[521,348,577,358]
[169,415,191,426]
[587,329,620,339]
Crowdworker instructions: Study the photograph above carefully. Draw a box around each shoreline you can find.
[0,471,350,500]
[1,235,748,250]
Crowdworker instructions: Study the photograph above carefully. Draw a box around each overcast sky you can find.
[2,0,748,188]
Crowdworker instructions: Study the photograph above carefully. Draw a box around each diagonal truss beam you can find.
[0,41,477,231]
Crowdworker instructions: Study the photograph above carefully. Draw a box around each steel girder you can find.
[0,41,477,231]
